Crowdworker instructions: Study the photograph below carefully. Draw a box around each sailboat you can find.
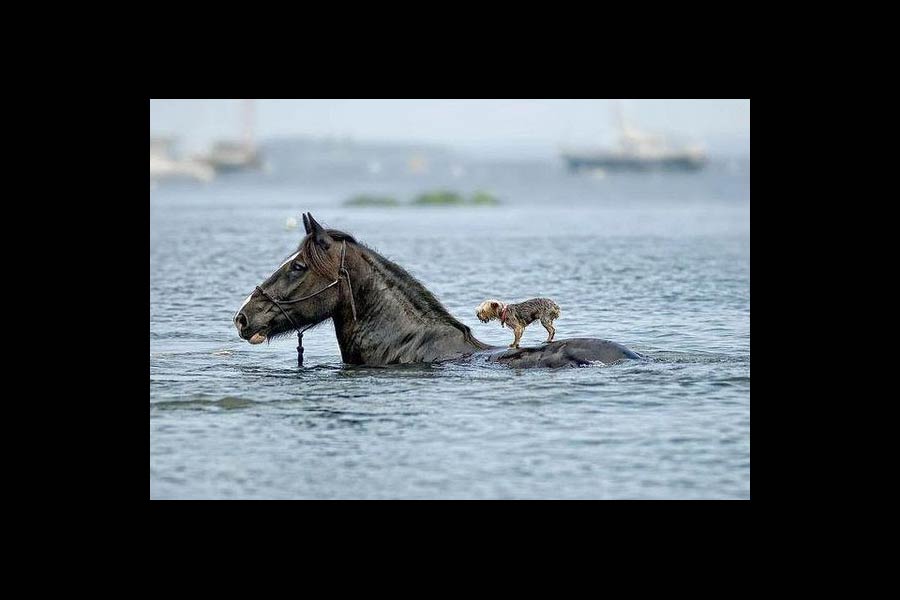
[203,99,263,173]
[150,136,215,183]
[561,100,707,173]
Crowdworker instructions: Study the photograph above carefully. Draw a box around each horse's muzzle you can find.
[234,312,249,331]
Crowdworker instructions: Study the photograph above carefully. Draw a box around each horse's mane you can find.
[301,229,487,349]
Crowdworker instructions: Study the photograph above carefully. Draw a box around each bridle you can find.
[252,240,357,366]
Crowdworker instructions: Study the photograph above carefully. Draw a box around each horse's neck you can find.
[332,251,484,364]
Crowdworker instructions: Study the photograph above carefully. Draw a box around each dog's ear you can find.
[491,302,499,309]
[306,213,333,250]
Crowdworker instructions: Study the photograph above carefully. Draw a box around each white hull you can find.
[150,155,215,182]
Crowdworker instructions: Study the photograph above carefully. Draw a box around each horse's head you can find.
[234,213,350,344]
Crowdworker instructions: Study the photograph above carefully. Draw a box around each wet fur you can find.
[475,298,561,348]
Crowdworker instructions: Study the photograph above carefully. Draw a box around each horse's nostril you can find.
[235,312,248,330]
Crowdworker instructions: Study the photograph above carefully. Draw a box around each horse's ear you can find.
[306,213,333,249]
[302,214,311,235]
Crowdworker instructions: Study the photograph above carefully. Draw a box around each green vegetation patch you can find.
[412,190,466,205]
[470,191,500,205]
[346,190,501,208]
[345,195,400,207]
[413,190,501,206]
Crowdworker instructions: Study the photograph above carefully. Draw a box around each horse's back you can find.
[483,337,642,368]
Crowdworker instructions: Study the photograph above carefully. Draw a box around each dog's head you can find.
[475,300,504,323]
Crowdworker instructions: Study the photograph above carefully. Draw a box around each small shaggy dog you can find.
[475,298,561,348]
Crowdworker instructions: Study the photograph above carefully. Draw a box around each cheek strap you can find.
[253,240,356,366]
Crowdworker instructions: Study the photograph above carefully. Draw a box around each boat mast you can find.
[242,99,255,151]
[612,99,626,138]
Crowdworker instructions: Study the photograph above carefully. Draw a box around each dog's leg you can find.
[510,325,524,348]
[541,318,555,342]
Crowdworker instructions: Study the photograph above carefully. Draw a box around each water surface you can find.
[150,158,750,499]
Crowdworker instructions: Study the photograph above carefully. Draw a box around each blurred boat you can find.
[407,154,429,174]
[562,101,707,173]
[200,100,263,173]
[150,137,214,182]
[202,140,262,172]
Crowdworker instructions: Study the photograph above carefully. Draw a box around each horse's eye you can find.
[292,261,307,272]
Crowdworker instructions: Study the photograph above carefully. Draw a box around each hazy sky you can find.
[150,99,750,158]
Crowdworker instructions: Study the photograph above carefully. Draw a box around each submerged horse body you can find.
[234,213,640,368]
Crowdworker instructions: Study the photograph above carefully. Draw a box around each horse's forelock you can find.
[299,229,357,280]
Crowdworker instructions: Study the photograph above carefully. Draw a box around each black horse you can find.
[234,213,641,368]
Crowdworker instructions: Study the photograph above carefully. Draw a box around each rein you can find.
[254,240,357,366]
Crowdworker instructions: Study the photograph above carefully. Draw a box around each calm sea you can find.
[150,152,750,499]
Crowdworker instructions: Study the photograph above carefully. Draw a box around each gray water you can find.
[149,155,750,499]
